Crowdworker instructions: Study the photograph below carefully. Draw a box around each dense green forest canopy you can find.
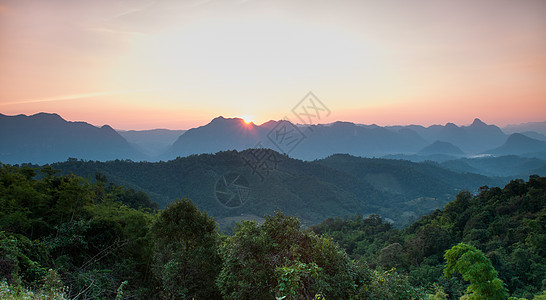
[49,150,506,227]
[311,176,546,299]
[0,162,544,299]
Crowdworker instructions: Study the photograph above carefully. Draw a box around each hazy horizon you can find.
[1,0,545,130]
[2,111,545,132]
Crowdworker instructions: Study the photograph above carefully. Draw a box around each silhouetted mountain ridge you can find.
[3,113,545,170]
[163,117,509,160]
[0,112,145,164]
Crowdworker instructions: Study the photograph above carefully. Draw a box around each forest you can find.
[49,151,507,227]
[0,163,545,299]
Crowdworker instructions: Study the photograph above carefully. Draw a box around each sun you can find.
[240,115,254,125]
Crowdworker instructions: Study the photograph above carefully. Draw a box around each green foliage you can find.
[217,211,357,299]
[274,261,323,300]
[0,232,49,284]
[1,161,544,299]
[0,163,155,298]
[150,198,221,299]
[444,243,508,299]
[311,176,546,299]
[354,267,425,299]
[40,269,68,299]
[0,269,67,300]
[115,280,128,300]
[51,151,505,226]
[310,214,396,266]
[425,283,448,300]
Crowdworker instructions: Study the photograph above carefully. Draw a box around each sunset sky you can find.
[1,0,545,130]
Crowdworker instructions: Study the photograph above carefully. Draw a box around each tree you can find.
[217,211,357,300]
[354,267,425,300]
[150,198,221,299]
[444,243,508,300]
[377,243,404,269]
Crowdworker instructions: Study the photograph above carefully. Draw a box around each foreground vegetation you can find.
[311,176,546,299]
[0,163,544,299]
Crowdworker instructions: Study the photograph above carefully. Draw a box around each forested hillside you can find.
[0,163,424,299]
[0,163,544,299]
[311,176,546,299]
[51,150,505,227]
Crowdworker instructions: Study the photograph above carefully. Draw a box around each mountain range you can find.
[161,117,511,160]
[162,116,546,161]
[1,113,546,178]
[503,121,546,136]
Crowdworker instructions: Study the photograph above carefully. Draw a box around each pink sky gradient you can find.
[1,0,545,130]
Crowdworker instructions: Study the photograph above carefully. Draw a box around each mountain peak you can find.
[470,118,487,127]
[418,140,465,156]
[210,116,227,123]
[32,112,65,122]
[506,132,534,143]
[209,116,246,125]
[332,121,356,128]
[100,124,115,131]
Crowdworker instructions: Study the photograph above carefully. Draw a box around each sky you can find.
[0,0,545,130]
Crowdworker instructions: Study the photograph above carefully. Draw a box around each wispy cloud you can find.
[2,89,166,106]
[113,0,157,19]
[87,26,147,37]
[186,0,213,9]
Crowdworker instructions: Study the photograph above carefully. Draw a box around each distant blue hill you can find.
[0,112,146,164]
[485,133,546,156]
[118,129,186,156]
[399,118,507,154]
[418,140,465,156]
